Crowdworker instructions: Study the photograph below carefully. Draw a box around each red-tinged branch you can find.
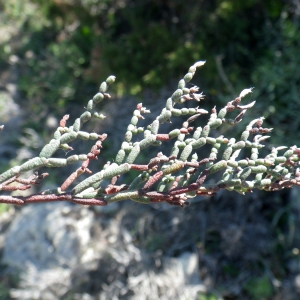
[0,196,25,205]
[148,154,169,169]
[131,164,149,171]
[144,191,173,200]
[23,193,73,203]
[71,198,107,206]
[156,134,170,141]
[61,135,108,191]
[0,173,49,192]
[169,183,199,195]
[16,172,49,184]
[1,185,31,191]
[196,190,217,196]
[143,171,164,189]
[196,169,209,185]
[0,193,107,206]
[61,168,84,191]
[104,184,128,194]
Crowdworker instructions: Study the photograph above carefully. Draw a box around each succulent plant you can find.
[1,62,299,206]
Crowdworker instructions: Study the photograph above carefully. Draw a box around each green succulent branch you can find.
[0,61,299,207]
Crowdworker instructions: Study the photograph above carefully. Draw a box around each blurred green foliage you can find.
[244,274,273,300]
[1,0,299,140]
[0,262,20,300]
[198,293,218,300]
[0,282,10,300]
[252,14,300,146]
[0,204,9,214]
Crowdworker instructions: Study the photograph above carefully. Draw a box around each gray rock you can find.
[3,203,94,271]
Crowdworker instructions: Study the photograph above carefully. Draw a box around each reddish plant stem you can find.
[0,193,107,206]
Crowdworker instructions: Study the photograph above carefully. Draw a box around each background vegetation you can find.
[1,0,299,146]
[1,0,300,299]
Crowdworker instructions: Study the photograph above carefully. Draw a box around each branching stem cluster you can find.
[1,62,300,207]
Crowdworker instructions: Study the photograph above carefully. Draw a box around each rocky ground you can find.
[1,187,300,299]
